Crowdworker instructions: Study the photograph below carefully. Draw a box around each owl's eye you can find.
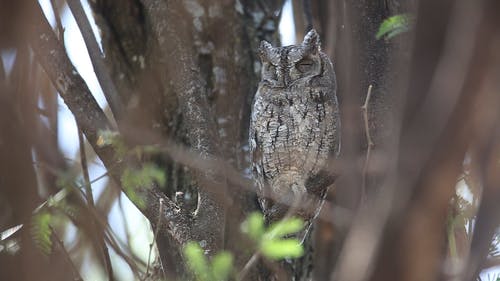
[264,64,277,80]
[266,64,276,73]
[296,59,314,73]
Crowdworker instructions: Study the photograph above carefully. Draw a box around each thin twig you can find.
[100,216,146,275]
[361,85,374,202]
[146,198,165,278]
[71,195,145,276]
[118,197,133,251]
[237,251,261,281]
[78,127,95,206]
[50,226,84,281]
[66,0,122,119]
[78,124,115,281]
[50,195,145,279]
[115,198,148,281]
[49,0,64,41]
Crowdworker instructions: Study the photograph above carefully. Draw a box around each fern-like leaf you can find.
[30,211,53,255]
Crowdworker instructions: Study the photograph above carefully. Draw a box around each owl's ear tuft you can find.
[259,40,274,62]
[302,29,320,53]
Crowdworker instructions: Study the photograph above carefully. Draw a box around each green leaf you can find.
[241,212,265,242]
[30,211,53,255]
[184,242,209,281]
[376,14,411,40]
[240,214,305,261]
[96,130,119,146]
[97,130,129,159]
[260,239,304,260]
[265,217,304,239]
[121,163,166,209]
[211,251,233,281]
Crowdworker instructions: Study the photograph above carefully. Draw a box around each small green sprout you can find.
[241,212,305,260]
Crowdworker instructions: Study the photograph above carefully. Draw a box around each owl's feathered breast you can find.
[250,80,339,197]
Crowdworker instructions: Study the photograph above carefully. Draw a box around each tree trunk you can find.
[90,0,286,278]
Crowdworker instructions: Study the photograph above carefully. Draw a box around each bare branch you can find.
[30,1,114,162]
[237,252,261,281]
[29,0,193,256]
[361,84,374,201]
[146,198,164,278]
[77,125,114,281]
[49,0,64,41]
[66,0,123,118]
[50,226,84,281]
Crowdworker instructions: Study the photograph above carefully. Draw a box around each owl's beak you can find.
[283,74,291,87]
[275,68,290,88]
[274,78,288,88]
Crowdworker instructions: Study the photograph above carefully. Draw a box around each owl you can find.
[249,29,340,240]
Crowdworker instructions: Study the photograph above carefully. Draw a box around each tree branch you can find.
[29,0,192,255]
[66,0,123,118]
[50,226,84,281]
[146,198,165,278]
[49,0,64,41]
[30,1,114,160]
[361,84,374,201]
[77,125,114,281]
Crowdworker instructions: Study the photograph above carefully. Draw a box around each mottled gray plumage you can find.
[249,30,340,237]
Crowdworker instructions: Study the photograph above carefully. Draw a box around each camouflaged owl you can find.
[249,29,340,239]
